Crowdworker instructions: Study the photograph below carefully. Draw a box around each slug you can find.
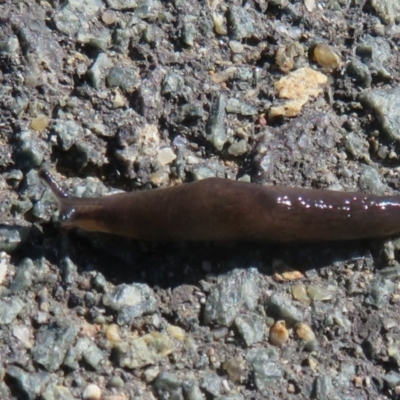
[39,169,400,243]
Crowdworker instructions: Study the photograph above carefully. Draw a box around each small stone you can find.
[0,297,25,324]
[266,293,304,327]
[82,384,102,400]
[383,372,400,389]
[223,356,246,383]
[107,376,124,389]
[295,323,315,342]
[211,67,237,84]
[229,40,244,53]
[313,44,341,72]
[103,283,157,325]
[12,325,33,348]
[157,148,177,166]
[31,115,50,131]
[41,383,75,400]
[15,131,45,169]
[226,5,255,40]
[201,373,222,397]
[102,10,117,24]
[92,272,107,292]
[144,366,160,383]
[88,53,112,89]
[306,285,336,301]
[114,332,175,369]
[359,88,400,142]
[10,258,35,292]
[270,67,328,118]
[107,67,140,92]
[304,0,316,12]
[112,89,127,109]
[53,119,83,151]
[166,325,185,341]
[247,348,282,391]
[226,98,257,116]
[228,140,247,156]
[0,226,30,253]
[106,324,121,342]
[0,252,10,284]
[312,376,332,399]
[204,268,260,327]
[235,312,265,346]
[153,372,182,395]
[5,366,51,400]
[31,319,79,372]
[213,12,227,35]
[269,320,289,347]
[106,0,137,9]
[273,270,304,282]
[205,93,228,152]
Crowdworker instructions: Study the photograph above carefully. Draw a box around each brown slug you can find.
[39,169,400,242]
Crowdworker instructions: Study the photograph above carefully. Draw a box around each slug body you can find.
[40,170,400,243]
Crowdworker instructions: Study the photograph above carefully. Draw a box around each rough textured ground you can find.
[0,0,400,399]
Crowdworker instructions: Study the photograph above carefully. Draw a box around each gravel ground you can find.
[1,0,400,399]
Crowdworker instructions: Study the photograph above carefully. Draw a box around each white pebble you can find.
[82,384,101,400]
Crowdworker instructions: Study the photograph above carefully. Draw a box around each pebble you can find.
[295,323,315,342]
[82,384,102,400]
[270,67,328,118]
[235,311,265,346]
[312,44,341,72]
[269,320,289,347]
[102,283,157,325]
[247,348,283,391]
[0,251,10,284]
[102,10,117,24]
[157,147,177,166]
[359,88,400,142]
[204,268,260,326]
[31,114,50,132]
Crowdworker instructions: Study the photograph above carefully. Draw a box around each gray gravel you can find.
[0,0,400,399]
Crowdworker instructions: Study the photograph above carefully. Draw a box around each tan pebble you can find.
[275,67,328,101]
[269,320,289,347]
[213,12,227,35]
[150,171,169,186]
[287,382,296,393]
[211,67,237,84]
[166,324,185,341]
[31,114,49,131]
[304,0,316,12]
[82,384,101,400]
[0,252,10,284]
[353,376,363,388]
[106,324,121,342]
[104,395,129,400]
[292,283,311,305]
[295,323,315,342]
[274,270,304,282]
[112,90,126,109]
[313,44,341,72]
[157,147,176,166]
[223,356,246,383]
[307,357,318,371]
[80,322,101,338]
[102,10,117,25]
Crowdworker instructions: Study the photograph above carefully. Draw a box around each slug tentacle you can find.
[39,169,103,230]
[39,169,70,199]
